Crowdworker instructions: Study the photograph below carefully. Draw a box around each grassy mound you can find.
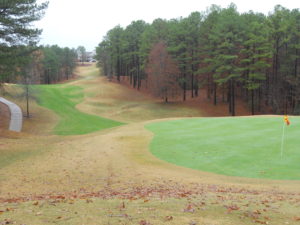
[34,84,124,135]
[146,117,300,180]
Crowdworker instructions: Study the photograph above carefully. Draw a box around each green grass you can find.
[34,84,124,135]
[145,117,300,180]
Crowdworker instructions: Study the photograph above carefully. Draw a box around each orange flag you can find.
[284,115,290,126]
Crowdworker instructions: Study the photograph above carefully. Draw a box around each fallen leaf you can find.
[55,195,65,200]
[0,219,14,224]
[184,204,195,213]
[225,205,240,212]
[33,201,39,206]
[139,220,151,225]
[164,216,173,221]
[254,220,268,224]
[253,209,262,215]
[293,217,300,221]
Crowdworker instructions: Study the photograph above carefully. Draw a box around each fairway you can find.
[146,117,300,180]
[34,84,124,135]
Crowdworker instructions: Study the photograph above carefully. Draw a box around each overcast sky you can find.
[35,0,299,51]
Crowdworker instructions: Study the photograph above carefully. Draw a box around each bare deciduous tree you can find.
[146,41,180,102]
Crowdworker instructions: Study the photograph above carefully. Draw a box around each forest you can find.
[0,45,78,85]
[96,4,300,115]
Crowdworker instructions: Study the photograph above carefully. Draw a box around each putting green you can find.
[145,117,300,180]
[34,84,124,135]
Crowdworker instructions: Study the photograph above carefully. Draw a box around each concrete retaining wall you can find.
[0,101,10,129]
[0,97,22,132]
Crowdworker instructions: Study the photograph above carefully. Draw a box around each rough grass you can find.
[146,117,300,180]
[34,84,124,135]
[73,64,204,123]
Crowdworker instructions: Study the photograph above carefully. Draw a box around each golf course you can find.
[1,64,300,225]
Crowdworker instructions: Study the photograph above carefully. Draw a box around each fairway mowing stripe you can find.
[33,84,125,135]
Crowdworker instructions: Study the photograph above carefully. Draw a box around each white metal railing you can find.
[0,97,22,132]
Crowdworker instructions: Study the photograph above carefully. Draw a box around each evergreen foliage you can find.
[0,0,48,46]
[96,4,300,115]
[0,0,48,83]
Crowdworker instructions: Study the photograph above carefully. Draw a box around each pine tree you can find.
[0,0,48,82]
[212,4,243,116]
[240,12,272,114]
[0,0,48,46]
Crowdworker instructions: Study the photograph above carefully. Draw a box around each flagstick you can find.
[280,121,285,158]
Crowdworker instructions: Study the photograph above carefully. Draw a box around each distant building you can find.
[77,49,96,62]
[86,50,96,62]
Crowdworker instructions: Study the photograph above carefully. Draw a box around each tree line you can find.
[0,45,78,85]
[96,4,300,115]
[0,1,79,86]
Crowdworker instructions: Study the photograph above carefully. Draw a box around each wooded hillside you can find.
[96,4,300,115]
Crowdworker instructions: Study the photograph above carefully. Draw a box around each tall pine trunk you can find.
[194,76,199,97]
[229,79,235,116]
[228,81,232,114]
[232,80,235,116]
[191,73,194,98]
[207,74,211,99]
[183,72,186,101]
[213,83,217,105]
[251,89,254,115]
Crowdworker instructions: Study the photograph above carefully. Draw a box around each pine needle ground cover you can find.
[34,84,124,135]
[146,117,300,180]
